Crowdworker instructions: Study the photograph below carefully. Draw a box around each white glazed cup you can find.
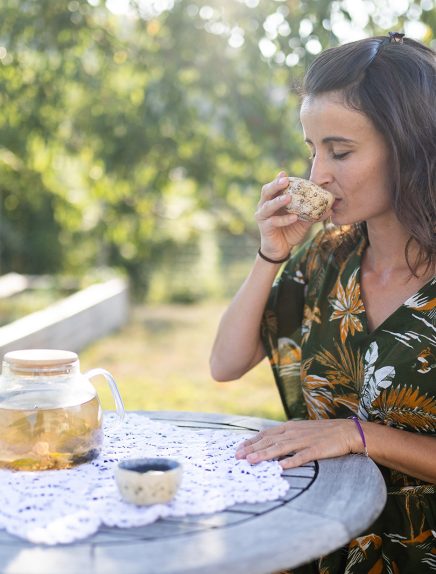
[115,458,183,506]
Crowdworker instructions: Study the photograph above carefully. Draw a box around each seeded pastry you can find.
[284,177,334,222]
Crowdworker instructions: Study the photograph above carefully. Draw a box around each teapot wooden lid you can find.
[3,349,78,369]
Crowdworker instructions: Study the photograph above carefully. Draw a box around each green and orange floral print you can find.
[261,227,436,573]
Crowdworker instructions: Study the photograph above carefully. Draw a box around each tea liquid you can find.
[0,393,103,471]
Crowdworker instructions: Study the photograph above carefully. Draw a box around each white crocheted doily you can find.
[0,413,289,545]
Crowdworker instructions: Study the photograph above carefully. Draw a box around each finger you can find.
[236,433,284,461]
[241,425,323,463]
[256,193,291,221]
[268,213,299,227]
[242,424,288,445]
[242,432,297,461]
[235,433,271,459]
[279,447,316,470]
[245,441,289,464]
[260,175,289,202]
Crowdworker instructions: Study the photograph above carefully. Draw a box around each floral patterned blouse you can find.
[261,227,436,573]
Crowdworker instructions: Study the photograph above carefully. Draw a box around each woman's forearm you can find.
[363,422,436,483]
[210,171,308,382]
[235,417,436,483]
[209,254,282,381]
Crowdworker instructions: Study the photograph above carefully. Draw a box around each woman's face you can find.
[300,92,393,227]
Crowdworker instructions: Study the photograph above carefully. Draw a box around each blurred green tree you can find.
[0,0,433,298]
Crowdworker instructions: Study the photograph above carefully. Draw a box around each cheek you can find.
[346,156,390,195]
[337,163,366,198]
[367,161,392,203]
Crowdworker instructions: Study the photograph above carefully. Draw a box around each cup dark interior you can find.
[119,458,180,473]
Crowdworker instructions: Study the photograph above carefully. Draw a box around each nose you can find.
[309,155,334,188]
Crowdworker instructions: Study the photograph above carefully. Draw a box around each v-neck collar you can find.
[353,238,435,336]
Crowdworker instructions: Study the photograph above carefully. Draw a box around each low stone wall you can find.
[0,272,29,297]
[0,277,129,357]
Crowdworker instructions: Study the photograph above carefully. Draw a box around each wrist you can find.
[348,416,369,457]
[257,247,292,265]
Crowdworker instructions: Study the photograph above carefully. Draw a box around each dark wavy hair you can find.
[302,35,436,275]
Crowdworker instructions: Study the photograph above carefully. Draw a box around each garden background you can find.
[0,0,434,418]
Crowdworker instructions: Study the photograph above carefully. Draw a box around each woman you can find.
[210,33,435,573]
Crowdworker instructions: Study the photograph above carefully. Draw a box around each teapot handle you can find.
[84,368,125,423]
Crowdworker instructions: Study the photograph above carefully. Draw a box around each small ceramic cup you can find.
[114,458,183,506]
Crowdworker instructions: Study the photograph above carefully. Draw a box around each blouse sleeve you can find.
[260,228,332,419]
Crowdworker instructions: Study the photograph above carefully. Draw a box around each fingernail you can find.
[278,177,289,185]
[246,453,259,463]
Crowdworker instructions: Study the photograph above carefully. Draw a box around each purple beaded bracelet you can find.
[348,416,369,457]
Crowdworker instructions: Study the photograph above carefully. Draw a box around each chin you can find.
[330,211,361,227]
[330,214,349,226]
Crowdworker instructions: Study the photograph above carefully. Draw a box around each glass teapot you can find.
[0,349,125,471]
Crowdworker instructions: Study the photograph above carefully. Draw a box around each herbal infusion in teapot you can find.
[0,349,124,471]
[0,394,102,471]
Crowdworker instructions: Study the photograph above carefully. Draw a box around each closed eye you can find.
[332,151,351,160]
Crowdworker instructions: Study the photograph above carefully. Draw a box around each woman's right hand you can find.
[255,171,314,260]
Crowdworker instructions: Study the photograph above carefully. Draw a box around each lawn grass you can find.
[80,301,286,421]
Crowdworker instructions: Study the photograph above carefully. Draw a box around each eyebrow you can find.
[305,136,357,145]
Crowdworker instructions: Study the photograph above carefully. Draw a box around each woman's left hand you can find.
[235,418,363,469]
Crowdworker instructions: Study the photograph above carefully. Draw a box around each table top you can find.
[0,411,387,574]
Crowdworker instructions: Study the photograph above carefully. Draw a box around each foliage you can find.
[0,0,434,298]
